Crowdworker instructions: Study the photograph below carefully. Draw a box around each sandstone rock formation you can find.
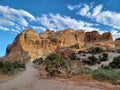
[84,31,101,43]
[101,32,113,41]
[115,38,120,41]
[4,28,114,62]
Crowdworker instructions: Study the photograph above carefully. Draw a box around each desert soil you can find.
[0,61,119,90]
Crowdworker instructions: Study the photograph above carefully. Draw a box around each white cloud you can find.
[78,4,90,16]
[0,26,9,31]
[11,29,20,33]
[111,30,120,40]
[77,4,120,30]
[67,5,75,10]
[0,5,35,20]
[1,5,117,39]
[32,26,46,32]
[67,4,81,10]
[0,5,35,32]
[92,4,103,16]
[36,13,99,33]
[0,18,15,26]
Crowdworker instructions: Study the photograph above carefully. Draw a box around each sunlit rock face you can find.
[4,28,114,62]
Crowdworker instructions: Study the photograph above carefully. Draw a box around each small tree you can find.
[70,53,77,60]
[99,53,108,61]
[88,55,98,65]
[2,61,14,74]
[44,53,68,76]
[109,56,120,69]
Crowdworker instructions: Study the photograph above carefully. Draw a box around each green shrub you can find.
[109,56,120,69]
[0,60,4,69]
[13,60,25,69]
[87,55,98,65]
[44,53,69,76]
[77,50,86,54]
[70,53,77,60]
[0,60,25,74]
[1,61,14,74]
[101,64,111,69]
[99,53,108,61]
[88,47,103,54]
[92,68,120,84]
[33,57,43,65]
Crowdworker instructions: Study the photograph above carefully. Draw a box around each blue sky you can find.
[0,0,120,56]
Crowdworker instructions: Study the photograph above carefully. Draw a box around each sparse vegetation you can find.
[77,50,86,54]
[70,53,77,60]
[109,56,120,69]
[44,53,69,76]
[88,47,103,54]
[0,60,25,75]
[33,57,44,65]
[92,68,120,85]
[99,53,108,61]
[87,55,98,65]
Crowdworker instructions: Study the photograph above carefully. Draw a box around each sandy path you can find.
[0,62,102,90]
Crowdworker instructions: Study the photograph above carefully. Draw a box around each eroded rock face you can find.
[84,31,101,43]
[4,28,114,62]
[115,38,120,41]
[101,32,113,41]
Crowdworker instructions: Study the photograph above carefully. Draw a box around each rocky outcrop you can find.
[115,38,120,41]
[84,31,113,43]
[4,28,114,62]
[84,31,101,43]
[101,32,113,41]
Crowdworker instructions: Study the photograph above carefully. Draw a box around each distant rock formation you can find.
[4,28,114,62]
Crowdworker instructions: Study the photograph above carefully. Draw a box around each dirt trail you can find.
[0,62,103,90]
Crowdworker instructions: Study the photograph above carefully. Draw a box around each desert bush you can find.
[87,55,98,65]
[13,60,25,69]
[99,53,108,61]
[70,53,77,60]
[109,56,120,69]
[0,60,4,69]
[92,68,120,84]
[1,61,14,74]
[88,47,103,54]
[0,60,25,74]
[100,64,111,69]
[44,53,69,76]
[33,57,44,65]
[77,50,86,54]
